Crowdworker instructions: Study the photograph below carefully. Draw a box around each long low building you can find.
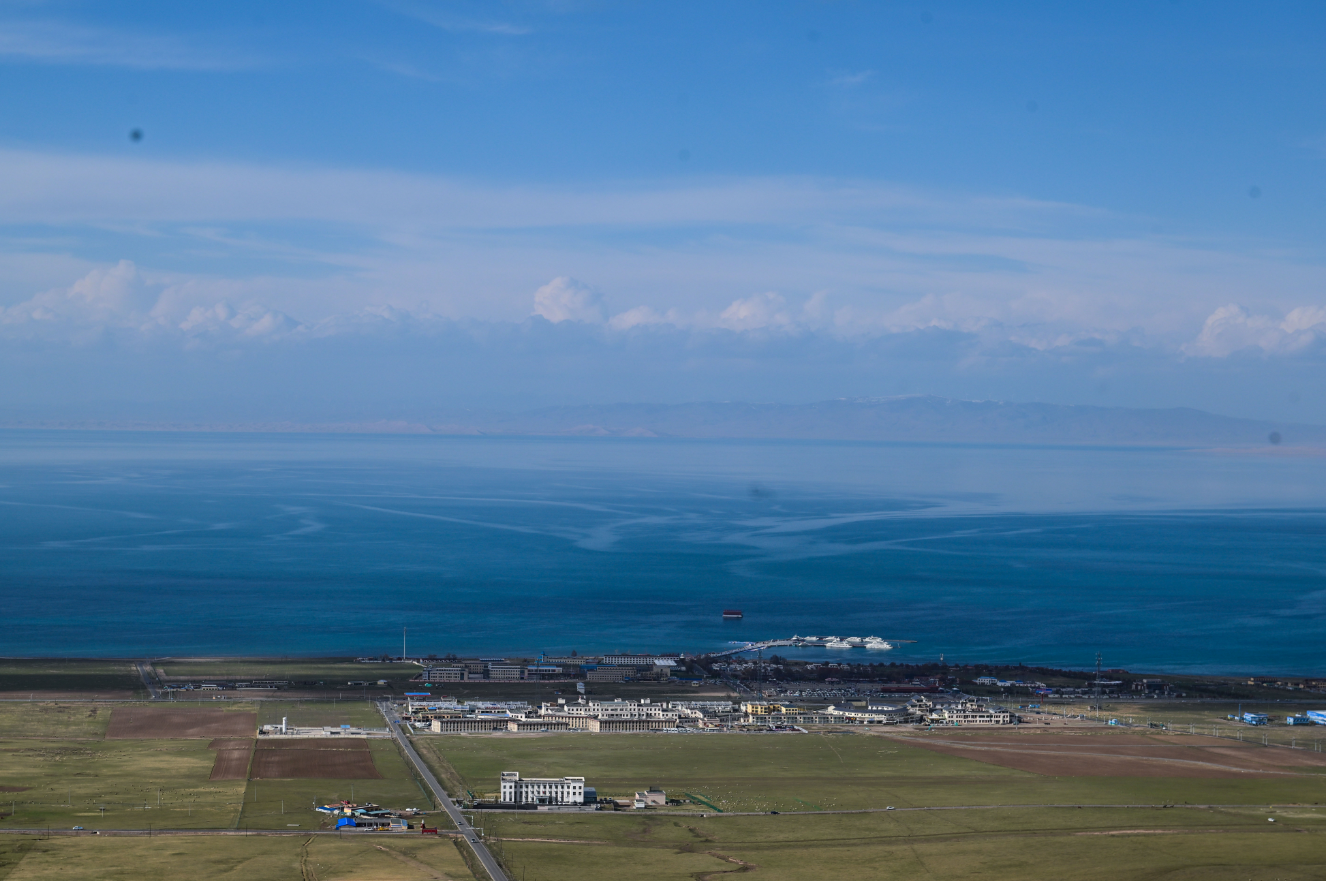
[507,718,572,733]
[587,718,673,732]
[431,717,510,733]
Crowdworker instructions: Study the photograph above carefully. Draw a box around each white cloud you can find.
[829,69,874,87]
[2,149,1325,361]
[533,277,606,323]
[608,305,671,331]
[0,20,256,70]
[177,302,301,340]
[1183,304,1326,357]
[1,260,156,325]
[380,1,533,35]
[715,292,794,332]
[0,260,305,344]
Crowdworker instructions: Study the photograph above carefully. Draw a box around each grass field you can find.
[0,738,246,829]
[0,702,440,834]
[0,662,141,696]
[418,729,1326,812]
[411,728,1326,879]
[255,699,386,729]
[488,809,1326,881]
[0,703,111,741]
[0,834,478,880]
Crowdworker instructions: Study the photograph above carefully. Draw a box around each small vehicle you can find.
[885,806,895,811]
[769,811,779,815]
[72,826,84,831]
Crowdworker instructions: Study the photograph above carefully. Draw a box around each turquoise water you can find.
[1,430,1324,674]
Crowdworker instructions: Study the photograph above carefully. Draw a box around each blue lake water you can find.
[1,430,1324,675]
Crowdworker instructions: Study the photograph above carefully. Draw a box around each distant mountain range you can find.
[16,396,1324,447]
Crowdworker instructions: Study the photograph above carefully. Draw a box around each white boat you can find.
[825,639,853,649]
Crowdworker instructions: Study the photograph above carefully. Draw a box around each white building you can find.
[541,699,680,723]
[926,699,1014,726]
[824,703,908,724]
[500,771,586,805]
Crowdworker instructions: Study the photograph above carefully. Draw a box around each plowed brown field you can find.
[893,731,1326,778]
[208,738,253,750]
[256,737,370,750]
[249,748,382,779]
[209,748,253,781]
[106,707,257,739]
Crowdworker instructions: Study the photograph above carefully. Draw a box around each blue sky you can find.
[2,1,1325,423]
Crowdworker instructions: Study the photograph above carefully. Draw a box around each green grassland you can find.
[412,728,1326,879]
[0,661,141,696]
[236,740,441,831]
[255,700,385,729]
[491,811,1326,881]
[417,730,1326,812]
[0,738,246,830]
[0,701,440,834]
[0,703,112,740]
[0,834,478,881]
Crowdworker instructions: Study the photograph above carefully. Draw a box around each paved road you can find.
[378,702,509,881]
[135,661,161,700]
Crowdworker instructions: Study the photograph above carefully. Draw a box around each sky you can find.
[1,1,1325,424]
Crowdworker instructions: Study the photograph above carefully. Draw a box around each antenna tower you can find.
[1093,651,1102,712]
[756,648,764,701]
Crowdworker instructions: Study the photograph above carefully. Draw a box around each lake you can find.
[1,430,1323,675]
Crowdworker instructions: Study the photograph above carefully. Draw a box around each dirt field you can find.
[105,708,257,739]
[255,737,370,750]
[208,748,253,781]
[207,737,252,750]
[249,748,382,779]
[893,731,1326,778]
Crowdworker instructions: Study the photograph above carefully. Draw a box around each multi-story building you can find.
[487,665,524,681]
[925,699,1014,726]
[499,771,586,805]
[824,703,908,724]
[506,718,571,733]
[587,718,671,732]
[544,699,679,723]
[431,717,511,733]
